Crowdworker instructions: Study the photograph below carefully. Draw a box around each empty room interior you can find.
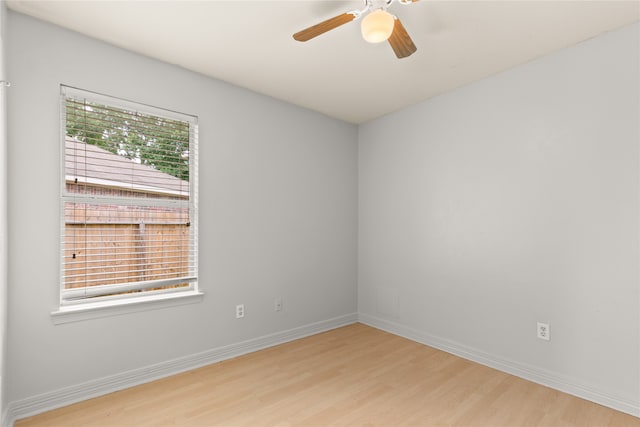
[0,0,639,426]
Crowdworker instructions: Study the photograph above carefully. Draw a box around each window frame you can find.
[53,85,202,323]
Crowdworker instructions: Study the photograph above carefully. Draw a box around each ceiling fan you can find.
[293,0,419,59]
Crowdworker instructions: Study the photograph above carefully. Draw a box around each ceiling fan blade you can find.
[293,12,357,42]
[388,18,417,59]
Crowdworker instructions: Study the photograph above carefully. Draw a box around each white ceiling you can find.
[7,1,640,124]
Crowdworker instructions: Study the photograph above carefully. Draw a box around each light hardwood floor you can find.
[16,323,640,426]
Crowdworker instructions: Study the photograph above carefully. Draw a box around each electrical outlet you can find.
[275,297,283,312]
[236,304,245,319]
[537,322,550,341]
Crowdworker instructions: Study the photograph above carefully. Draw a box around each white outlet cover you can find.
[236,304,245,318]
[537,322,550,341]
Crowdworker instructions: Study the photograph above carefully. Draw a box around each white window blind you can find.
[60,85,198,306]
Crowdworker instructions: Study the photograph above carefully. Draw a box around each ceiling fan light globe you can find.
[361,9,395,43]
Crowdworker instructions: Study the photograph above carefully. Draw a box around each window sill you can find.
[51,290,205,325]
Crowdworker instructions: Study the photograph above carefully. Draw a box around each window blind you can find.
[60,85,198,305]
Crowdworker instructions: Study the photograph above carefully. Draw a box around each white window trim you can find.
[51,290,204,325]
[54,85,201,322]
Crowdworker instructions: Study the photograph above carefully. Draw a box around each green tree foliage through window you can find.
[66,99,190,181]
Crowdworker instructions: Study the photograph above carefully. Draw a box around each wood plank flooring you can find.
[15,323,640,426]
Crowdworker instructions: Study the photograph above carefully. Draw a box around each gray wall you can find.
[359,22,639,407]
[0,0,7,421]
[6,12,357,403]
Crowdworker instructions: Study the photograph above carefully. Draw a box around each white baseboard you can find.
[358,313,640,418]
[4,313,358,427]
[5,312,637,427]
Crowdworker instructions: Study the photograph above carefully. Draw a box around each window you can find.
[59,86,199,311]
